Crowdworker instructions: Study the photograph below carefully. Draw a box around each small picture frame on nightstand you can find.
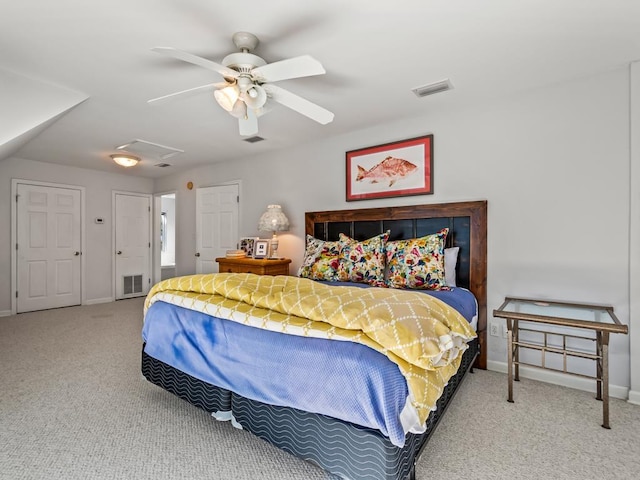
[239,237,257,257]
[253,239,269,259]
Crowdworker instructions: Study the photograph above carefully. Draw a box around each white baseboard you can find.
[487,360,629,401]
[628,390,640,405]
[1,299,116,316]
[84,297,114,305]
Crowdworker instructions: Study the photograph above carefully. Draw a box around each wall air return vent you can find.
[116,139,184,160]
[243,136,265,143]
[411,79,454,98]
[123,275,143,296]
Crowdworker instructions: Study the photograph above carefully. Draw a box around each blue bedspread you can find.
[142,285,477,447]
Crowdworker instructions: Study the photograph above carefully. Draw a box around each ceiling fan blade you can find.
[152,47,239,79]
[147,82,227,105]
[263,84,334,125]
[239,108,259,136]
[251,55,325,83]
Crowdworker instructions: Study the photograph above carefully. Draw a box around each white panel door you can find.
[115,193,151,299]
[17,184,81,313]
[196,184,239,273]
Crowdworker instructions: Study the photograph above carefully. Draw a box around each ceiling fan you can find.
[148,32,334,136]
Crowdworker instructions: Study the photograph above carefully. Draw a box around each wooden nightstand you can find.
[215,257,291,276]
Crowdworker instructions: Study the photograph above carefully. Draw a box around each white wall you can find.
[0,157,153,312]
[155,67,634,392]
[630,61,640,404]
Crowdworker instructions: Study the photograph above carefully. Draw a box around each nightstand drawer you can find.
[215,257,291,276]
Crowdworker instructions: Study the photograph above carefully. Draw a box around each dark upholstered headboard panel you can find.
[305,200,488,369]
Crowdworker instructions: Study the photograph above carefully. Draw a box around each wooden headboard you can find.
[305,200,487,369]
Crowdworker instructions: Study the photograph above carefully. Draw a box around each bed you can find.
[141,200,487,480]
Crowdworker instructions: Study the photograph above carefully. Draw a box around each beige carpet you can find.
[0,298,638,479]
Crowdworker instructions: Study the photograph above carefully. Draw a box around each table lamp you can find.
[258,204,290,259]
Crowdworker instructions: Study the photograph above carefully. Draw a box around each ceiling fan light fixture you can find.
[110,153,140,168]
[214,84,240,111]
[151,32,333,136]
[229,99,247,119]
[244,85,267,109]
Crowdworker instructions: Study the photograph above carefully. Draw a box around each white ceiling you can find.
[2,0,640,178]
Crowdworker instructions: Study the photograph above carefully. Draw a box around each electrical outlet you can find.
[490,322,499,337]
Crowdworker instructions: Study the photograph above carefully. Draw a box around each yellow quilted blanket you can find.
[144,273,476,423]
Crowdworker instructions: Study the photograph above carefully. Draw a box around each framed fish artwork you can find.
[346,134,433,201]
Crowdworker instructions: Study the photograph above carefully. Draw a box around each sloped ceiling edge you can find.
[0,68,88,161]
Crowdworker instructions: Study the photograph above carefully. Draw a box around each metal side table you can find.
[493,297,628,429]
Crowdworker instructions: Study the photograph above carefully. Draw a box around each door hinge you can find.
[237,195,239,203]
[15,194,19,202]
[16,243,18,250]
[149,278,151,284]
[16,291,18,298]
[149,242,151,248]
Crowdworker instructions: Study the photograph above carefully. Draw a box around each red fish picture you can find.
[355,156,418,187]
[346,135,433,201]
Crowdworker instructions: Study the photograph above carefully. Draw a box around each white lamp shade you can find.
[214,85,240,112]
[258,204,290,232]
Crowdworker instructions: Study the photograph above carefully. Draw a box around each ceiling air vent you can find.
[411,79,454,98]
[116,139,184,160]
[154,163,171,168]
[243,136,265,143]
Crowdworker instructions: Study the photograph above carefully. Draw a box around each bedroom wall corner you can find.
[0,157,154,313]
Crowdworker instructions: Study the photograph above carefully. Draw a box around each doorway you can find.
[195,184,239,273]
[113,192,152,300]
[158,192,177,281]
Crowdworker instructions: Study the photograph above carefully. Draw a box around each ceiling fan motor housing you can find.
[222,52,266,76]
[232,32,259,52]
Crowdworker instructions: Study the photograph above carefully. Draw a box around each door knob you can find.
[117,251,122,255]
[74,251,80,256]
[195,252,200,257]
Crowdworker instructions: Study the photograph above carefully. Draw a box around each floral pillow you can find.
[385,228,449,290]
[297,234,341,281]
[337,231,389,287]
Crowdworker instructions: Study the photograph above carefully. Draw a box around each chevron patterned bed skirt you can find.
[141,337,478,480]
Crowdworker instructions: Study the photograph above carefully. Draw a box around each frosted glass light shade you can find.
[244,85,267,109]
[229,100,247,119]
[110,154,140,167]
[214,85,240,112]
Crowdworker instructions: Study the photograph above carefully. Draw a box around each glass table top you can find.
[494,297,627,333]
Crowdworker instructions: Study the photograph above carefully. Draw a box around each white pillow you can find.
[444,247,459,287]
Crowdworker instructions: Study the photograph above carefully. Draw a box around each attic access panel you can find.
[116,139,184,160]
